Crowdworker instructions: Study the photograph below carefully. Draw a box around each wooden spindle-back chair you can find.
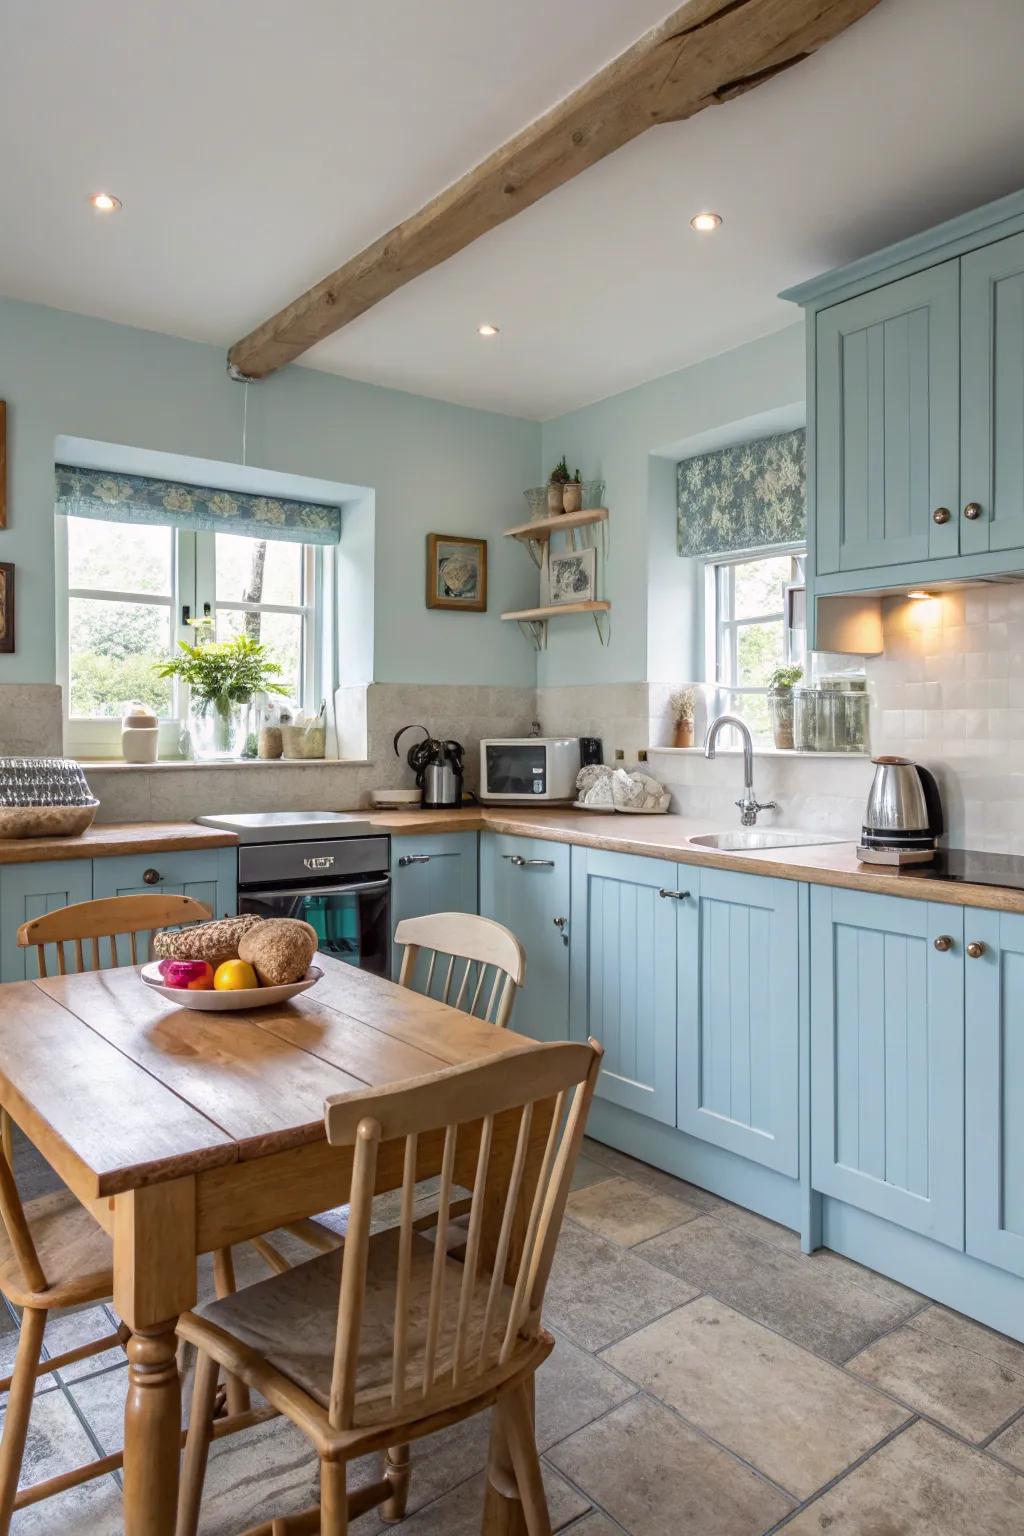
[177,1037,603,1536]
[16,891,212,980]
[394,912,526,1029]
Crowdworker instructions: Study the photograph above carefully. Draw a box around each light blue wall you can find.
[538,324,807,685]
[0,296,541,689]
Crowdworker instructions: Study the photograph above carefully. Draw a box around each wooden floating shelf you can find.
[501,600,610,622]
[503,507,609,542]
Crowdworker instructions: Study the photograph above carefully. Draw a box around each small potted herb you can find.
[669,687,697,748]
[547,456,570,514]
[156,619,287,760]
[562,467,584,513]
[767,665,803,750]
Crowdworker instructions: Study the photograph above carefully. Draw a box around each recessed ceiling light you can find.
[689,211,722,232]
[907,590,932,600]
[477,323,500,337]
[88,192,122,213]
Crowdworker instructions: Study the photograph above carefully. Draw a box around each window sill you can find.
[78,757,371,771]
[647,746,871,760]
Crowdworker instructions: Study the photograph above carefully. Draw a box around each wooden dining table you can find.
[0,955,543,1535]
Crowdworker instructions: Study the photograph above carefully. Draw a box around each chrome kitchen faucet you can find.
[704,715,777,828]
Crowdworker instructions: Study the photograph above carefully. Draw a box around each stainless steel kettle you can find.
[393,724,465,810]
[862,756,943,854]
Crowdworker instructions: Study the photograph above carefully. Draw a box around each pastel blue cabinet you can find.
[480,834,569,1043]
[389,833,478,980]
[679,868,800,1176]
[569,848,680,1125]
[91,848,237,918]
[815,261,960,575]
[960,231,1024,556]
[964,908,1024,1279]
[810,887,965,1248]
[0,859,93,981]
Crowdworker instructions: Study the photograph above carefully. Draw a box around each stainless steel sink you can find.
[689,829,845,852]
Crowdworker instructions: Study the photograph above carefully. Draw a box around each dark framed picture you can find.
[426,533,487,612]
[0,563,14,653]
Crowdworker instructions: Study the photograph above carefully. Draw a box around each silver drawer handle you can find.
[504,854,555,868]
[398,854,431,866]
[658,888,691,901]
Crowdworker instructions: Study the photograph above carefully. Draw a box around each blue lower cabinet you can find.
[811,886,965,1249]
[480,833,569,1043]
[91,848,237,918]
[389,833,478,980]
[569,848,679,1125]
[0,859,94,981]
[965,908,1024,1279]
[679,868,800,1176]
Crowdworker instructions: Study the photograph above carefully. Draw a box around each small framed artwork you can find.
[547,545,596,606]
[0,563,14,653]
[426,533,487,612]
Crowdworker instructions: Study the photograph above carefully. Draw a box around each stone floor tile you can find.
[561,1516,624,1536]
[571,1156,614,1192]
[783,1420,1024,1535]
[637,1215,920,1364]
[602,1296,909,1499]
[545,1222,700,1353]
[535,1331,638,1450]
[547,1394,794,1536]
[387,1464,588,1534]
[47,1306,125,1384]
[0,1312,57,1409]
[67,1364,127,1453]
[811,1249,926,1309]
[12,1130,62,1203]
[713,1204,803,1253]
[188,1413,322,1536]
[581,1139,726,1213]
[9,1391,122,1536]
[989,1412,1024,1471]
[567,1176,700,1247]
[908,1303,1024,1374]
[847,1322,1024,1441]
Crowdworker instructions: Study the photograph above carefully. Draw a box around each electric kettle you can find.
[393,725,465,810]
[860,756,943,865]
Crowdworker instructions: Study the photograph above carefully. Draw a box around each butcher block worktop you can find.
[0,821,238,866]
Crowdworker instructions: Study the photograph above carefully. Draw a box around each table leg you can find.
[114,1178,197,1536]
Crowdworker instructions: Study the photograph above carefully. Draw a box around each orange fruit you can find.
[213,958,259,991]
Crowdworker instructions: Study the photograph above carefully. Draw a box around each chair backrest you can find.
[394,913,526,1029]
[16,892,212,977]
[323,1037,602,1430]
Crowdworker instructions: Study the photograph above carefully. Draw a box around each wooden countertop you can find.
[372,806,1024,915]
[0,821,238,866]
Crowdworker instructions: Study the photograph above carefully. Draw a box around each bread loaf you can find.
[152,914,263,969]
[238,918,318,986]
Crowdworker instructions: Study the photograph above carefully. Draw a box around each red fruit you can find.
[160,959,215,989]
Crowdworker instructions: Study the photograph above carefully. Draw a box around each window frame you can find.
[57,516,323,758]
[704,544,806,725]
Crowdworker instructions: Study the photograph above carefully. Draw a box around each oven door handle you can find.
[244,877,392,901]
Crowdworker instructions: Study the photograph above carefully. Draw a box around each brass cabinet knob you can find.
[966,940,986,959]
[933,934,954,953]
[932,507,952,525]
[963,502,983,521]
[142,868,161,885]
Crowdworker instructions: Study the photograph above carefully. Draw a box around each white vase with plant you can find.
[669,687,696,748]
[156,619,287,760]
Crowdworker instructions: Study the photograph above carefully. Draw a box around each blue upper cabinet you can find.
[0,859,93,982]
[810,886,965,1249]
[961,231,1024,556]
[479,833,569,1044]
[389,833,478,980]
[815,262,960,575]
[679,869,800,1176]
[569,847,679,1125]
[964,908,1024,1280]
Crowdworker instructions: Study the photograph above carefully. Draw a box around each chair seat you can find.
[181,1226,515,1428]
[0,1189,113,1309]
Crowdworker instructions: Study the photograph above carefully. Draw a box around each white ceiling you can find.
[4,0,1024,419]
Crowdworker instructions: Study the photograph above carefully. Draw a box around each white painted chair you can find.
[394,912,527,1029]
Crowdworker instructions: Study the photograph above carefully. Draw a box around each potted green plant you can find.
[156,619,287,760]
[562,467,584,514]
[669,686,697,748]
[547,456,570,514]
[767,665,803,750]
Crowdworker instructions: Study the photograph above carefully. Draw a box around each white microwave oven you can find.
[479,738,581,803]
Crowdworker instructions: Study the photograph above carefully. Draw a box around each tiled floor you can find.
[5,1137,1024,1533]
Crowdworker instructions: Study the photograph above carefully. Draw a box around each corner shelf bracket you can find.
[518,618,548,651]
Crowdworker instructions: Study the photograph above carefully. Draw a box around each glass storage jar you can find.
[793,688,818,751]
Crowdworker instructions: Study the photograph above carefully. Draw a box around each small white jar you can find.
[121,704,160,763]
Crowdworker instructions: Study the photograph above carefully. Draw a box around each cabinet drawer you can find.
[91,848,237,917]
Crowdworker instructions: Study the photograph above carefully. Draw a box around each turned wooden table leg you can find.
[124,1323,183,1534]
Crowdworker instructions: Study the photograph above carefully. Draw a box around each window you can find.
[706,548,805,741]
[59,516,320,755]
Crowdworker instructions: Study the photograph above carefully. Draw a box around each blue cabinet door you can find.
[569,847,679,1125]
[965,908,1024,1279]
[91,848,237,919]
[815,260,959,574]
[810,887,965,1248]
[961,231,1024,556]
[389,833,478,980]
[678,868,799,1176]
[0,859,94,981]
[480,834,569,1044]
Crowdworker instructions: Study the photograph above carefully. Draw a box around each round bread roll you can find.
[238,918,318,987]
[152,914,263,969]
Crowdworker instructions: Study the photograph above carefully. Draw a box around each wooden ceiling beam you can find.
[227,0,881,379]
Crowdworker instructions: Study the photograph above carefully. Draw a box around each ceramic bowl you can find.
[139,962,323,1011]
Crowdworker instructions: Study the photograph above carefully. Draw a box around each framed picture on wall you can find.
[546,545,596,606]
[0,564,14,652]
[426,533,487,612]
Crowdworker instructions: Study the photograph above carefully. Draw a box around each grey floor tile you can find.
[9,1391,122,1536]
[12,1131,63,1203]
[189,1413,322,1536]
[571,1156,614,1192]
[848,1322,1024,1442]
[989,1412,1024,1471]
[811,1249,926,1309]
[535,1331,638,1451]
[47,1306,125,1384]
[908,1304,1024,1374]
[545,1222,700,1352]
[784,1419,1024,1535]
[548,1393,794,1536]
[562,1516,624,1536]
[636,1215,920,1364]
[713,1204,803,1253]
[67,1364,127,1453]
[567,1176,700,1248]
[386,1464,588,1534]
[0,1315,57,1409]
[581,1139,726,1213]
[602,1296,909,1499]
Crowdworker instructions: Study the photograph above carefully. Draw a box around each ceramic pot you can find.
[547,482,565,514]
[562,481,583,513]
[770,692,796,751]
[673,720,694,748]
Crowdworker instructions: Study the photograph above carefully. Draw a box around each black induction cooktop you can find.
[901,848,1024,892]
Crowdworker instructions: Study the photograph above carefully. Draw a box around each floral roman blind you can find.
[55,465,342,546]
[676,428,805,558]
